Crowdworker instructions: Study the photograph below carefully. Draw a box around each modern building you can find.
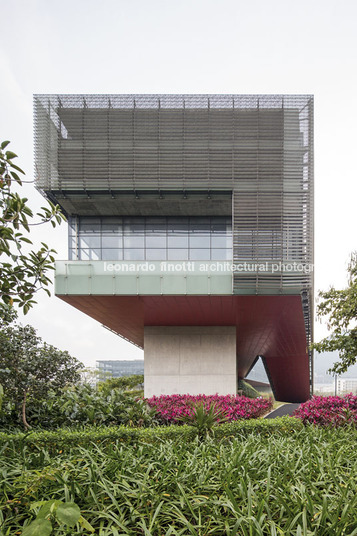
[96,360,144,378]
[34,94,314,402]
[337,378,357,395]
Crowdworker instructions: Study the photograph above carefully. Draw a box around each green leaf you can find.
[8,161,25,174]
[5,151,18,160]
[10,170,22,184]
[79,515,95,533]
[1,140,10,149]
[34,500,63,519]
[21,518,52,536]
[56,502,81,526]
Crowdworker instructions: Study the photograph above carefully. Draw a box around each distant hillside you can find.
[246,352,357,386]
[314,351,357,383]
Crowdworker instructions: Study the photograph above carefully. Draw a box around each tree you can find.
[312,253,357,375]
[98,374,144,394]
[0,140,65,318]
[0,324,83,428]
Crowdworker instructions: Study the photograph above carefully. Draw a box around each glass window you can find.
[168,236,188,248]
[146,236,166,248]
[211,236,231,248]
[211,222,228,234]
[102,236,123,248]
[190,235,210,248]
[79,236,101,249]
[168,249,189,260]
[79,218,101,233]
[90,249,101,261]
[69,248,77,260]
[190,221,210,234]
[167,219,189,233]
[124,219,145,233]
[102,218,123,233]
[72,215,233,264]
[80,249,90,260]
[211,249,231,260]
[102,249,123,260]
[146,218,166,233]
[124,249,145,260]
[80,249,101,260]
[146,249,167,260]
[124,236,145,248]
[190,249,210,260]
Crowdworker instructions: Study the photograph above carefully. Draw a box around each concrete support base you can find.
[144,326,237,397]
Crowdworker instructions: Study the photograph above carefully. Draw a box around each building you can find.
[337,378,357,395]
[34,94,314,402]
[96,360,144,378]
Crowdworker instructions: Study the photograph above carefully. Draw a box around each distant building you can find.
[337,378,357,395]
[313,383,335,394]
[96,360,144,378]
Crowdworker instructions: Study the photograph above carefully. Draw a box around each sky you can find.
[0,0,356,376]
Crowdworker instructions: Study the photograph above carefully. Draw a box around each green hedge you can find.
[0,416,302,453]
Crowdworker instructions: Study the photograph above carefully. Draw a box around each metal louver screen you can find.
[34,93,313,335]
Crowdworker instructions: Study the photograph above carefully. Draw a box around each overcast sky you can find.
[0,0,356,373]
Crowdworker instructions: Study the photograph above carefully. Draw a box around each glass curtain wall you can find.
[69,216,232,262]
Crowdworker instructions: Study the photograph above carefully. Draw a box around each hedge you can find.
[0,416,303,453]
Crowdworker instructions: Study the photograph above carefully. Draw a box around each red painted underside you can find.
[58,294,310,402]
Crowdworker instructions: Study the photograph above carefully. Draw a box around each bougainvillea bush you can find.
[293,394,357,427]
[146,393,273,424]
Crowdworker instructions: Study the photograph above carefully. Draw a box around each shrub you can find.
[0,417,302,454]
[97,374,144,394]
[0,383,158,429]
[146,393,273,424]
[293,394,357,426]
[178,401,228,438]
[2,423,357,535]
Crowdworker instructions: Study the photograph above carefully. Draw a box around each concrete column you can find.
[144,326,237,397]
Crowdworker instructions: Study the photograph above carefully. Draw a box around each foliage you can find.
[0,425,357,535]
[97,374,144,394]
[0,324,82,429]
[312,252,357,374]
[0,417,302,453]
[0,141,65,317]
[0,382,157,429]
[0,302,17,326]
[293,394,357,427]
[178,401,228,438]
[238,379,261,398]
[146,393,273,424]
[21,500,94,535]
[0,385,271,432]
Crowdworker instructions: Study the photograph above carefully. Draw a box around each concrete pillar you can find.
[144,326,237,397]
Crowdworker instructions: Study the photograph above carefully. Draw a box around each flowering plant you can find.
[293,394,357,427]
[146,393,273,424]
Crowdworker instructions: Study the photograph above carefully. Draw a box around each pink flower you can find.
[146,393,273,424]
[293,394,357,427]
